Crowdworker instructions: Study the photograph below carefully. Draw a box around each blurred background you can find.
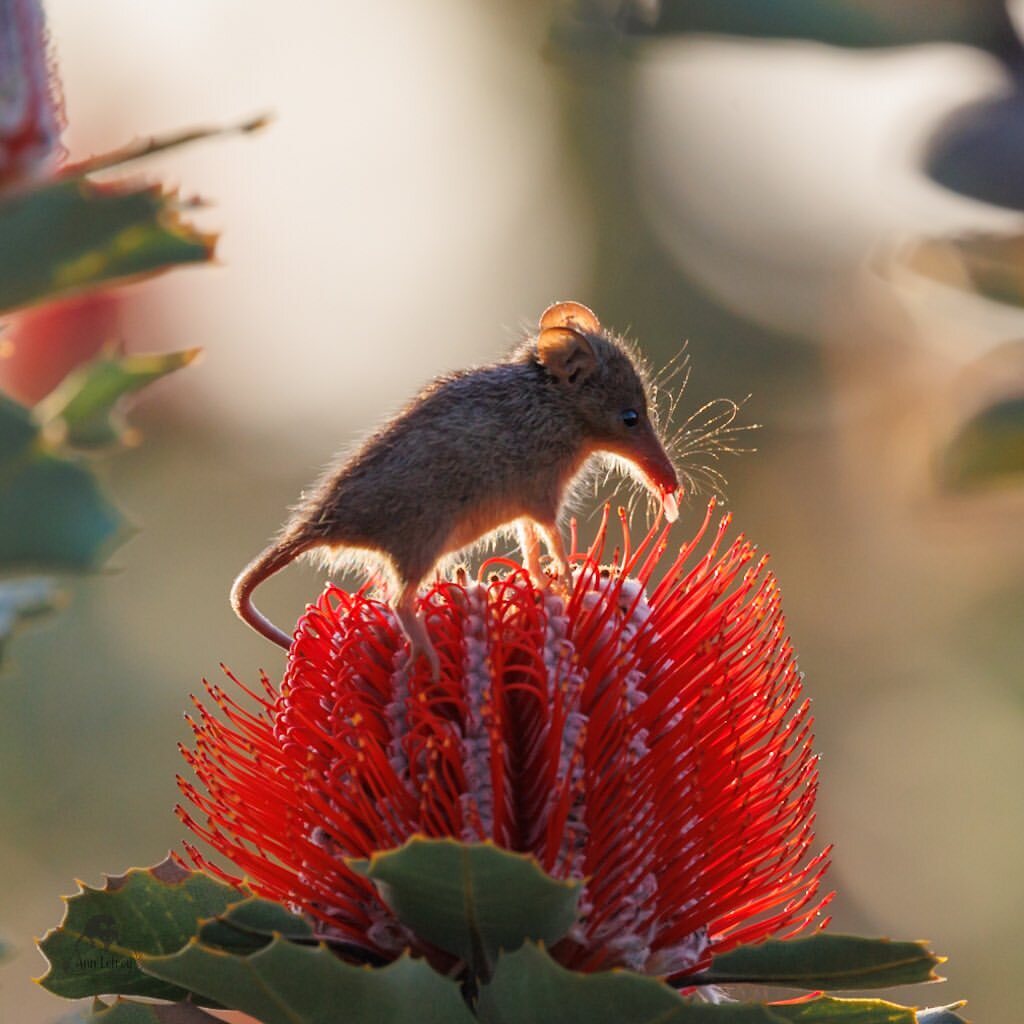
[2,0,1023,1019]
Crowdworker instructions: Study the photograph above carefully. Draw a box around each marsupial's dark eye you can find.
[621,408,640,427]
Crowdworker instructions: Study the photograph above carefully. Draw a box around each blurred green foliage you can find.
[941,396,1024,489]
[36,347,200,450]
[0,179,210,317]
[0,395,122,571]
[626,0,1018,50]
[0,120,260,665]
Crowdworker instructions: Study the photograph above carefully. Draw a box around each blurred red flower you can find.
[0,292,122,402]
[0,1,122,405]
[178,502,831,980]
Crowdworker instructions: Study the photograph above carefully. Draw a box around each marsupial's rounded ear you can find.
[537,325,597,386]
[539,300,601,336]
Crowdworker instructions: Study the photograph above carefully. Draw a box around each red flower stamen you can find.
[179,500,832,978]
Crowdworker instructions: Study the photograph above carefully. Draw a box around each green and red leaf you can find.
[36,346,201,449]
[0,178,212,316]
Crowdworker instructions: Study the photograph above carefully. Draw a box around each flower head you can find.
[0,0,63,187]
[178,502,831,979]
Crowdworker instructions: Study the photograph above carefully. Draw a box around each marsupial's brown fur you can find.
[231,301,679,675]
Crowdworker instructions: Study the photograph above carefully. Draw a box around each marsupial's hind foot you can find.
[395,584,441,681]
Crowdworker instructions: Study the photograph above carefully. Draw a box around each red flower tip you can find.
[180,502,832,978]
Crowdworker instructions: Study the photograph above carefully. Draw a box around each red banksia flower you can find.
[178,501,832,980]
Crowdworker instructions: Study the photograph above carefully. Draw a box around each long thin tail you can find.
[230,536,314,649]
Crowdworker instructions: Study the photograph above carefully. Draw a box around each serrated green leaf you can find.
[214,897,313,940]
[75,996,223,1024]
[479,942,736,1024]
[684,935,943,990]
[0,178,211,316]
[36,347,201,449]
[940,397,1024,490]
[0,396,122,571]
[37,856,245,1001]
[349,837,580,978]
[139,937,476,1024]
[0,576,59,661]
[478,943,922,1024]
[196,897,314,953]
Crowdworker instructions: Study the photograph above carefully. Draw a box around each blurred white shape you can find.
[45,0,588,441]
[633,37,1022,341]
[882,256,1024,366]
[1009,0,1024,43]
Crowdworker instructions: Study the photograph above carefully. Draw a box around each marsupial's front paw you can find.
[540,562,573,600]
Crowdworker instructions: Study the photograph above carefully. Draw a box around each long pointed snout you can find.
[617,423,681,522]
